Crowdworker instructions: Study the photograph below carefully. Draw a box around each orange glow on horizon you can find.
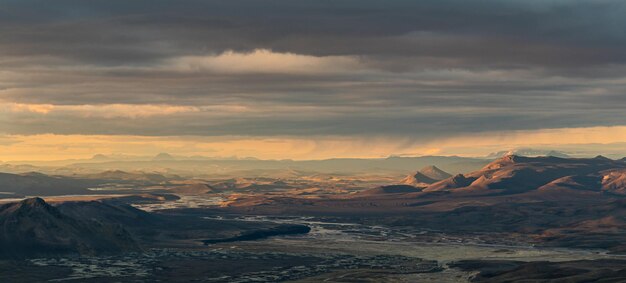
[0,125,625,162]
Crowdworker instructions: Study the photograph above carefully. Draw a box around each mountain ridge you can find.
[423,155,626,195]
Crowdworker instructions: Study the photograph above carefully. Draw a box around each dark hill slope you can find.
[0,198,138,258]
[0,172,98,196]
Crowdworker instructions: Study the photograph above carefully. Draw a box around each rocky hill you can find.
[0,198,139,258]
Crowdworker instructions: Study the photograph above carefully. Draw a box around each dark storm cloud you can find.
[1,0,625,138]
[1,0,625,67]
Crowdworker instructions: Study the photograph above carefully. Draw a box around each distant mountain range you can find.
[0,172,99,197]
[0,170,181,198]
[485,148,571,159]
[6,149,620,178]
[51,155,492,176]
[5,149,623,178]
[79,170,182,183]
[1,153,493,176]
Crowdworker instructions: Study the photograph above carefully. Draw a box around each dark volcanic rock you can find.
[202,224,311,244]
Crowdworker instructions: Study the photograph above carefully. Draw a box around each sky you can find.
[1,0,626,160]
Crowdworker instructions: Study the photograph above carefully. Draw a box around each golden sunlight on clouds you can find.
[0,126,625,161]
[0,135,420,161]
[6,103,55,114]
[166,49,362,74]
[4,103,203,118]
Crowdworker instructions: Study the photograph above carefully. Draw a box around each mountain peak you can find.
[0,197,62,220]
[21,197,47,207]
[153,152,175,161]
[419,165,452,181]
[489,154,519,164]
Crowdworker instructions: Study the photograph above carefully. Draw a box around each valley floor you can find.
[3,212,625,282]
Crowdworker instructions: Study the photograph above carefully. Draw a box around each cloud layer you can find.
[1,0,625,157]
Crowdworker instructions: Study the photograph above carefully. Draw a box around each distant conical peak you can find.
[594,155,611,160]
[418,165,452,180]
[153,153,175,160]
